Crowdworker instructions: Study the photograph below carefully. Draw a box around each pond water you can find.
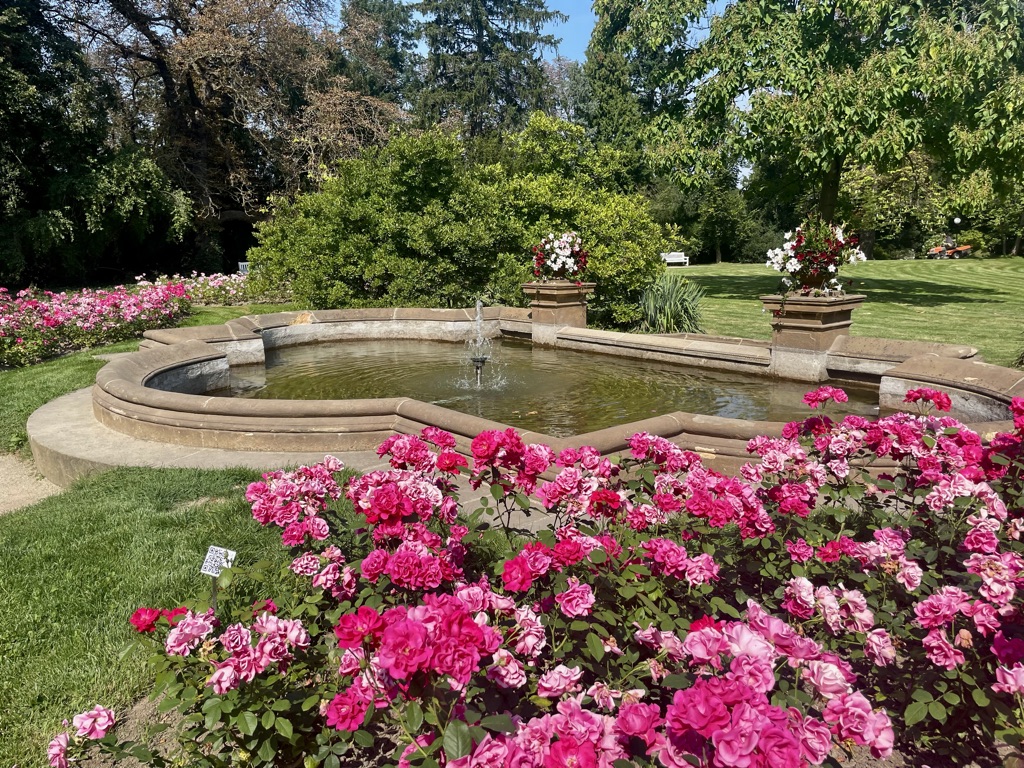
[214,339,878,438]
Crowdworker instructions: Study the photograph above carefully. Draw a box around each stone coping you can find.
[83,306,1017,475]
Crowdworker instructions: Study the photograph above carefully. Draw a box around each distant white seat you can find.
[661,252,689,267]
[238,261,250,275]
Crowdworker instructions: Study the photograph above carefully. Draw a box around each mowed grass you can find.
[679,257,1024,367]
[0,467,294,768]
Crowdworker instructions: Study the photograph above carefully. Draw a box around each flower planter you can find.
[522,280,596,345]
[760,293,866,381]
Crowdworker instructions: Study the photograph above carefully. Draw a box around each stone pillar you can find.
[522,281,596,346]
[760,294,866,381]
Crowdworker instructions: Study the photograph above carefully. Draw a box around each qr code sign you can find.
[200,546,237,577]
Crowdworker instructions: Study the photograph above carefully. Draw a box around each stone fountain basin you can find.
[90,307,1021,472]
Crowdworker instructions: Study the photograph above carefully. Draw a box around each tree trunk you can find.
[860,229,876,259]
[818,155,843,222]
[715,240,722,264]
[1012,209,1024,255]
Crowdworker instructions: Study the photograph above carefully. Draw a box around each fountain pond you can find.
[212,338,878,438]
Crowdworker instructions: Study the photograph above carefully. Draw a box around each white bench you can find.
[661,251,689,267]
[237,261,250,275]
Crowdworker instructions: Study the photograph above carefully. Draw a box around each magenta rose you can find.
[554,578,596,618]
[72,705,115,740]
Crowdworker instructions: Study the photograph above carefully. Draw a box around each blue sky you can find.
[545,0,596,61]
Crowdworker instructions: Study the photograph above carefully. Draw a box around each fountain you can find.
[45,292,1013,489]
[467,300,492,388]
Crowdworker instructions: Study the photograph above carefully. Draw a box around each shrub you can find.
[637,271,705,334]
[50,391,1024,768]
[249,120,664,328]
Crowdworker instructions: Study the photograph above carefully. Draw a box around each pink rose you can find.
[47,733,69,768]
[805,660,852,699]
[864,629,896,667]
[72,705,115,740]
[206,660,240,694]
[501,555,534,592]
[993,663,1024,695]
[536,664,583,698]
[555,578,596,618]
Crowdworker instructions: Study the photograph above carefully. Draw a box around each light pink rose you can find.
[72,705,115,740]
[805,660,852,699]
[536,664,583,698]
[47,733,69,768]
[864,629,896,667]
[993,663,1024,695]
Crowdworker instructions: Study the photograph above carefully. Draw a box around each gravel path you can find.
[0,454,59,514]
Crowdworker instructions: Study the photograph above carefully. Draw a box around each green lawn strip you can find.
[682,258,1024,367]
[0,466,295,768]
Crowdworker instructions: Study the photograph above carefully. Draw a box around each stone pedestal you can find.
[522,280,596,346]
[760,293,866,381]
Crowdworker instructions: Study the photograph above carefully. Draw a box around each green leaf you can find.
[443,720,473,760]
[262,710,276,730]
[480,714,516,733]
[905,701,928,726]
[238,710,258,736]
[586,632,606,661]
[928,701,947,723]
[406,702,424,732]
[353,730,374,747]
[275,717,294,739]
[258,739,276,763]
[973,688,990,707]
[588,549,607,564]
[911,689,934,702]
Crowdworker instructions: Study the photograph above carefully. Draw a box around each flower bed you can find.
[0,284,191,366]
[51,391,1024,768]
[135,271,292,306]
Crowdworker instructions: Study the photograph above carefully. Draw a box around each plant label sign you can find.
[200,546,236,577]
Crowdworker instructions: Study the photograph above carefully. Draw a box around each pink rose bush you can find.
[0,283,190,366]
[52,392,1024,767]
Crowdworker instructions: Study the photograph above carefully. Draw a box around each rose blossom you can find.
[72,705,116,740]
[864,629,896,667]
[129,607,161,633]
[993,664,1024,695]
[554,578,596,618]
[47,733,69,768]
[536,665,583,698]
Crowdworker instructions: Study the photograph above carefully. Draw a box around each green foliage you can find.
[637,271,705,334]
[250,117,665,327]
[635,0,1024,224]
[0,4,189,286]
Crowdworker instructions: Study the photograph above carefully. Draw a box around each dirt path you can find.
[0,453,59,514]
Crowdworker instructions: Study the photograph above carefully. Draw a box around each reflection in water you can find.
[215,339,878,438]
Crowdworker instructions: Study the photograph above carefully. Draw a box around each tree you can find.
[416,0,564,136]
[0,0,186,285]
[51,0,400,228]
[623,0,1024,221]
[338,0,421,103]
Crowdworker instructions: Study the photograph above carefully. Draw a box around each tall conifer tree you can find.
[416,0,564,136]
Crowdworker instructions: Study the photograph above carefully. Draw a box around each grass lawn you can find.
[680,257,1024,368]
[0,467,294,768]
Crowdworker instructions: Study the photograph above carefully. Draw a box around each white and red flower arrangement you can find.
[532,231,589,280]
[766,215,866,293]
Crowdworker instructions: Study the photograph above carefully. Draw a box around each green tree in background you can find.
[416,0,565,136]
[339,0,422,104]
[0,0,187,285]
[625,0,1024,223]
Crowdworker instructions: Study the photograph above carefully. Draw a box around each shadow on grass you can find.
[690,274,999,307]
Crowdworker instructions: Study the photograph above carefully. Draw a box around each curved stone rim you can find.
[90,307,1019,467]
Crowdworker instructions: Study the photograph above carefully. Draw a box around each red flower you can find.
[129,607,161,633]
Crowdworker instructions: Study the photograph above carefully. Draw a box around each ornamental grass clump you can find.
[0,283,190,366]
[766,215,866,293]
[51,393,1024,768]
